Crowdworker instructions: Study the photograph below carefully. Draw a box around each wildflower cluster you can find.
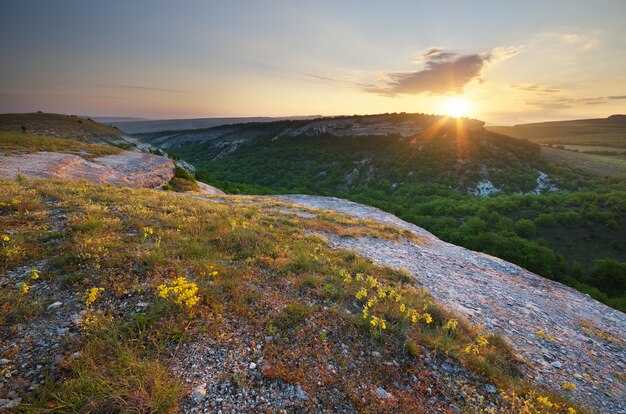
[536,329,558,342]
[157,276,200,308]
[18,282,29,295]
[464,335,489,355]
[142,227,154,239]
[499,388,578,413]
[340,269,433,333]
[85,287,104,306]
[561,382,577,391]
[30,269,40,280]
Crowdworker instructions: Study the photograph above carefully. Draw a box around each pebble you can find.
[484,384,497,394]
[191,384,207,402]
[0,398,21,409]
[295,385,309,400]
[376,387,392,399]
[249,362,257,370]
[47,301,62,309]
[440,363,454,373]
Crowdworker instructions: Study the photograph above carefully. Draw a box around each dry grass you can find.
[0,131,122,159]
[541,146,626,177]
[0,112,122,143]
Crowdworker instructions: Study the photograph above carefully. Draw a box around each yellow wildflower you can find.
[85,287,104,305]
[399,303,406,313]
[475,335,489,347]
[157,276,200,308]
[536,396,553,408]
[562,382,577,391]
[423,313,433,324]
[2,234,9,242]
[30,269,40,280]
[568,408,577,414]
[355,287,367,300]
[444,318,458,331]
[19,282,29,295]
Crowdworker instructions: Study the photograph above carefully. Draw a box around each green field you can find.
[487,115,626,148]
[540,147,626,177]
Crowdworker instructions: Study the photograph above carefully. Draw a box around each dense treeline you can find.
[170,128,626,312]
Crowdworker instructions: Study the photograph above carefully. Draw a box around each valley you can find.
[135,113,626,313]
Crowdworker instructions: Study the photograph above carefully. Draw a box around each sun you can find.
[443,97,471,118]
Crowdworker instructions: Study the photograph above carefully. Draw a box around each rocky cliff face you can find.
[0,151,175,188]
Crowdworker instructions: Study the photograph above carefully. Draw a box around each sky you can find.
[1,0,625,124]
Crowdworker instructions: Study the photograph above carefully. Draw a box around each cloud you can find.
[106,84,188,94]
[525,94,626,110]
[304,73,344,83]
[364,46,521,97]
[510,83,561,94]
[559,33,598,50]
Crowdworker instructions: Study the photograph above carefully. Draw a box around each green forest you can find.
[168,124,626,312]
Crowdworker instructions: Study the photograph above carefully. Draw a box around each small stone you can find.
[191,384,206,403]
[48,301,62,310]
[550,361,562,369]
[249,362,257,370]
[0,398,21,409]
[484,384,497,394]
[440,363,454,373]
[372,351,381,357]
[0,359,10,365]
[295,385,309,400]
[376,387,392,399]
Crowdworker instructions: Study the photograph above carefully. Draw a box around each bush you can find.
[514,219,536,238]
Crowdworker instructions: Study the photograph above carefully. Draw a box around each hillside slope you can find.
[486,115,626,148]
[487,116,626,179]
[2,178,620,413]
[0,112,131,147]
[0,114,223,194]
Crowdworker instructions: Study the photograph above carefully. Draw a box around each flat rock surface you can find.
[277,194,626,414]
[0,151,174,188]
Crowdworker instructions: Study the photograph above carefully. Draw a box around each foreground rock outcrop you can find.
[0,151,175,188]
[276,195,626,414]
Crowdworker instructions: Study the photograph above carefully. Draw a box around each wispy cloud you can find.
[0,93,121,100]
[363,46,522,97]
[525,94,626,110]
[105,84,189,94]
[510,83,561,94]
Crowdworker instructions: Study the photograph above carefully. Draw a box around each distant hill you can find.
[0,112,126,146]
[487,115,626,178]
[486,115,626,148]
[108,115,322,134]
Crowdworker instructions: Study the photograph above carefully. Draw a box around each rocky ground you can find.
[275,195,626,414]
[0,151,175,188]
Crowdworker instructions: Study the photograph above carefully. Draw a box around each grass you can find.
[0,131,122,159]
[1,177,589,413]
[541,146,626,177]
[0,112,122,143]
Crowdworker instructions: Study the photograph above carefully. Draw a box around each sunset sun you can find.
[444,97,471,117]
